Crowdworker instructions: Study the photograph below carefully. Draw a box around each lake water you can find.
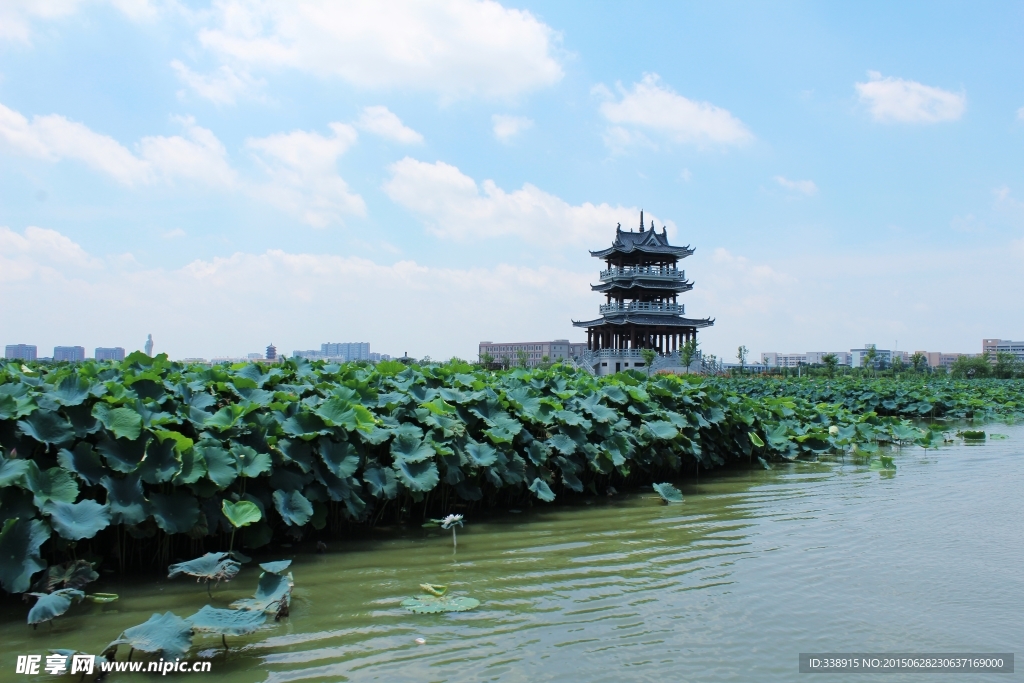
[3,423,1022,682]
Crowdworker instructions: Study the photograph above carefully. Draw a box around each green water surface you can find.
[3,425,1021,682]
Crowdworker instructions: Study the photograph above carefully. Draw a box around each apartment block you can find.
[95,347,125,362]
[4,344,37,361]
[479,339,588,367]
[983,338,1024,363]
[53,346,86,362]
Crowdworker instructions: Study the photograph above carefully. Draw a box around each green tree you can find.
[863,347,878,377]
[736,345,748,374]
[910,351,927,373]
[516,349,529,368]
[993,351,1020,379]
[640,348,656,377]
[950,355,992,379]
[822,353,838,377]
[479,352,495,369]
[891,355,904,376]
[680,338,699,374]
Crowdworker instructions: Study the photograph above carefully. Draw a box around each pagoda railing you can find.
[599,266,684,281]
[598,302,685,315]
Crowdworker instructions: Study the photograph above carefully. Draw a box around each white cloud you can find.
[246,123,365,227]
[1017,106,1024,121]
[596,73,753,148]
[171,60,266,105]
[384,157,671,245]
[195,0,563,100]
[355,106,423,144]
[162,228,186,239]
[492,114,533,141]
[0,225,592,360]
[855,71,965,123]
[0,0,156,44]
[774,176,818,196]
[139,115,237,188]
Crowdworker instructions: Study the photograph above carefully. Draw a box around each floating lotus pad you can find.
[653,482,684,503]
[168,552,240,584]
[401,595,480,614]
[186,605,267,637]
[105,611,193,660]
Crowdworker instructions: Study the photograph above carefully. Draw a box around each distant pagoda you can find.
[572,211,713,374]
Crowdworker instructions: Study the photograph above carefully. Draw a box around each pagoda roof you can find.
[590,220,694,259]
[591,280,694,293]
[572,315,714,329]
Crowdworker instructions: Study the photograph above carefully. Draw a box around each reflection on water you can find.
[3,425,1022,682]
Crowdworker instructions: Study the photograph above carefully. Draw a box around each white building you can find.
[95,347,125,361]
[850,344,893,369]
[479,339,588,367]
[5,344,37,361]
[54,346,86,362]
[761,352,807,368]
[983,338,1024,363]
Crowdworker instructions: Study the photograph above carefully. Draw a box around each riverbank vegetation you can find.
[1,355,1021,600]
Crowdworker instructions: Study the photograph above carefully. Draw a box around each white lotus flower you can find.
[440,514,463,530]
[829,426,839,437]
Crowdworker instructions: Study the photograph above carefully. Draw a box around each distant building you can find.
[983,338,1024,363]
[180,357,209,365]
[479,339,588,367]
[95,347,125,362]
[5,344,37,361]
[762,352,806,368]
[293,342,371,362]
[247,353,264,360]
[920,351,973,370]
[54,346,86,362]
[266,343,277,361]
[368,352,392,362]
[850,344,893,369]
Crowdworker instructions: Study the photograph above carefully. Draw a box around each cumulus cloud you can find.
[0,225,592,360]
[492,114,533,141]
[855,71,965,123]
[0,0,156,44]
[171,60,266,105]
[774,176,818,196]
[596,73,753,148]
[195,0,564,99]
[246,123,365,227]
[0,101,365,227]
[355,106,423,144]
[383,157,669,244]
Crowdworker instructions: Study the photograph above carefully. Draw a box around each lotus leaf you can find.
[96,433,150,473]
[222,499,262,528]
[259,560,291,574]
[86,593,119,603]
[44,560,98,591]
[106,611,193,660]
[528,477,556,502]
[748,432,765,448]
[168,552,241,590]
[273,489,313,526]
[0,455,30,487]
[391,433,435,464]
[17,411,74,445]
[150,491,200,534]
[139,437,180,484]
[0,517,50,593]
[362,466,398,499]
[186,604,267,638]
[45,499,111,540]
[56,443,105,486]
[50,376,92,406]
[464,441,498,467]
[91,403,143,440]
[231,570,293,617]
[991,433,1009,440]
[653,482,684,503]
[393,459,439,492]
[27,588,84,625]
[26,465,79,509]
[101,473,149,525]
[401,595,480,614]
[197,441,238,488]
[419,583,447,596]
[320,439,360,478]
[233,445,272,478]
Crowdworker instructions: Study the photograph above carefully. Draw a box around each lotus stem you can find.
[222,634,228,650]
[452,527,457,549]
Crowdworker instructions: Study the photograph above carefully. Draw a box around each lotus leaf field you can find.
[1,354,1021,602]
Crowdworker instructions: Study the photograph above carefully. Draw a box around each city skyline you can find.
[1,2,1022,361]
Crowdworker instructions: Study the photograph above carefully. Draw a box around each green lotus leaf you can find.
[139,437,180,484]
[96,433,151,473]
[44,499,111,540]
[204,405,245,431]
[990,433,1009,440]
[186,604,266,637]
[599,385,629,404]
[86,593,119,603]
[26,465,79,509]
[173,446,207,485]
[101,474,149,525]
[526,441,549,466]
[50,376,92,406]
[320,439,360,478]
[748,432,765,448]
[390,433,434,464]
[0,394,18,420]
[0,517,50,594]
[168,552,241,583]
[272,489,313,526]
[464,441,498,467]
[106,612,193,660]
[392,459,439,493]
[56,443,105,486]
[45,559,98,591]
[18,411,75,445]
[259,560,291,574]
[91,403,143,440]
[233,445,272,478]
[547,434,576,456]
[401,594,480,614]
[154,429,194,455]
[653,482,684,503]
[0,455,31,487]
[528,477,556,502]
[643,421,678,440]
[580,396,617,423]
[315,398,375,431]
[362,466,398,499]
[28,588,84,625]
[221,499,261,529]
[150,491,200,535]
[230,570,293,617]
[196,441,238,488]
[282,412,329,440]
[419,583,447,596]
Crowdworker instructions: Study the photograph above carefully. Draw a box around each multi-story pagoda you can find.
[572,211,713,375]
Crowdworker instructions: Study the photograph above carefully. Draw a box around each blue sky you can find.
[1,1,1022,362]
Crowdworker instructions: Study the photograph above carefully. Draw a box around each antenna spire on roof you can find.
[639,210,644,232]
[650,220,654,231]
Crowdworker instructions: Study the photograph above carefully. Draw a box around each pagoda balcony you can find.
[598,301,685,315]
[599,266,684,281]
